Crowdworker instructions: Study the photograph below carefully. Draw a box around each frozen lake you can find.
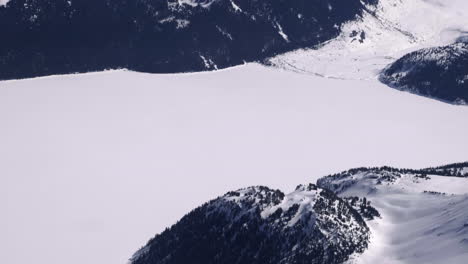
[1,64,468,264]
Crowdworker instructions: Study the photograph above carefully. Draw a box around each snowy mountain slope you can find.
[268,0,468,80]
[131,185,370,264]
[0,0,376,80]
[317,164,468,264]
[379,41,468,105]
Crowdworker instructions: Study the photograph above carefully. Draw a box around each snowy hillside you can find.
[318,164,468,264]
[269,0,468,80]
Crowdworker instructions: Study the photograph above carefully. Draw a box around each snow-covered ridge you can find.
[319,168,468,196]
[381,42,468,79]
[260,184,318,223]
[211,184,370,240]
[131,184,370,264]
[399,42,468,67]
[317,162,468,196]
[224,184,322,227]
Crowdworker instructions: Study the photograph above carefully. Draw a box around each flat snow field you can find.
[1,64,468,264]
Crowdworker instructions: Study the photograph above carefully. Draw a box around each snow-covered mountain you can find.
[380,42,468,105]
[130,185,372,264]
[318,163,468,264]
[0,0,376,80]
[131,162,468,264]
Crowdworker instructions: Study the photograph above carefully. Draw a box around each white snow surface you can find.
[337,173,468,264]
[230,0,242,12]
[260,187,319,226]
[222,185,320,227]
[177,0,215,8]
[275,22,290,42]
[1,64,468,264]
[0,0,9,7]
[269,0,468,80]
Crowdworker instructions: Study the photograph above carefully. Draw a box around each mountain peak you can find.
[131,184,370,264]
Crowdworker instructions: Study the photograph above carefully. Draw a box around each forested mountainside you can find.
[380,42,468,105]
[131,185,371,264]
[0,0,377,80]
